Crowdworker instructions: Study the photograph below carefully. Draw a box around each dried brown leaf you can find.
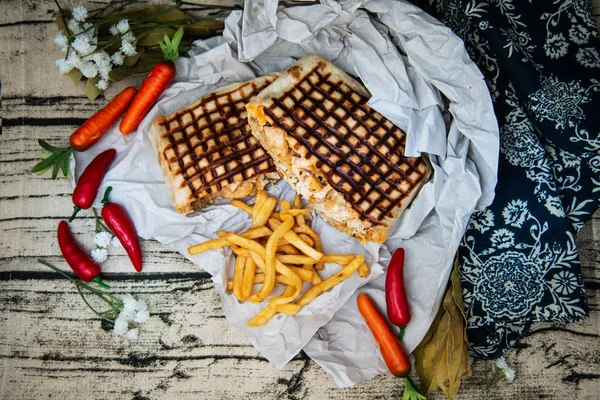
[414,259,471,400]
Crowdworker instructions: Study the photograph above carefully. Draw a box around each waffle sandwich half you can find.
[246,56,431,242]
[149,74,281,214]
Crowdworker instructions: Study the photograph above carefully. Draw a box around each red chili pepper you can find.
[100,187,143,272]
[69,148,117,222]
[57,221,109,288]
[386,248,411,340]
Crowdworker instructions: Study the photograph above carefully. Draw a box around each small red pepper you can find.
[57,220,109,288]
[386,248,411,340]
[101,187,143,272]
[69,148,117,222]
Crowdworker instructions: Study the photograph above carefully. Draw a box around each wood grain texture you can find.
[1,1,599,399]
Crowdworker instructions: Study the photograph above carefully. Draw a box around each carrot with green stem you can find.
[357,293,426,400]
[119,28,183,134]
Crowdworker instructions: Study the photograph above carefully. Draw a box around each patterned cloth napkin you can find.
[413,0,600,358]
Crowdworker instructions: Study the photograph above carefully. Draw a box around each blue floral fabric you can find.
[413,0,600,358]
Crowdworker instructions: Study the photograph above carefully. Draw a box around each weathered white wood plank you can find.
[1,0,600,399]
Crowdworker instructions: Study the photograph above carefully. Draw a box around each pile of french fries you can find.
[188,190,369,326]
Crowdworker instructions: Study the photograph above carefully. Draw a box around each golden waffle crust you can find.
[247,56,431,242]
[149,74,280,214]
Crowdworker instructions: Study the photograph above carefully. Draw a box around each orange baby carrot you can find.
[69,86,136,151]
[119,61,176,134]
[357,293,411,377]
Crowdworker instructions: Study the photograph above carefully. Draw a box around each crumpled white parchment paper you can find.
[73,0,498,388]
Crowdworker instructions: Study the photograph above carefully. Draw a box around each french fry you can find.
[275,209,307,217]
[226,280,233,291]
[233,256,246,301]
[256,215,294,301]
[189,226,272,255]
[298,233,314,247]
[227,233,303,302]
[217,226,273,239]
[232,247,252,257]
[248,285,296,326]
[320,254,356,264]
[293,194,305,226]
[231,199,253,215]
[252,190,268,220]
[277,244,300,254]
[289,266,315,282]
[296,255,364,306]
[303,264,322,284]
[276,303,301,316]
[241,256,257,301]
[275,254,317,265]
[268,218,323,261]
[252,196,278,228]
[358,261,369,277]
[295,223,324,270]
[253,273,294,286]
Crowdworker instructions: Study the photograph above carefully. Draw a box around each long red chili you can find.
[386,248,411,340]
[69,148,117,222]
[57,221,109,288]
[101,187,143,272]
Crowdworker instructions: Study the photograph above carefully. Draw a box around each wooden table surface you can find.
[1,1,599,399]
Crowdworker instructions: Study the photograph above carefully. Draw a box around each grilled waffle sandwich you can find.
[149,74,281,214]
[247,56,431,242]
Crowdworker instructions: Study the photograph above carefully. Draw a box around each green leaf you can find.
[32,154,59,173]
[66,69,83,86]
[171,27,184,48]
[185,20,224,39]
[111,7,192,25]
[38,139,64,153]
[52,161,61,179]
[109,47,164,82]
[136,27,175,47]
[85,78,103,102]
[123,48,144,67]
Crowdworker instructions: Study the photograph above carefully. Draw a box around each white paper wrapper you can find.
[73,0,498,388]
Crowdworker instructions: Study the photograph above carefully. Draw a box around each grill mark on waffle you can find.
[263,67,428,226]
[160,79,277,199]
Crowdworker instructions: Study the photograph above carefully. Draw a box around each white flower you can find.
[120,40,137,57]
[576,47,600,69]
[113,314,129,336]
[495,357,516,382]
[54,30,69,51]
[96,79,109,90]
[79,61,98,78]
[67,19,82,35]
[122,31,136,43]
[72,4,88,22]
[111,52,124,66]
[116,19,130,34]
[503,366,516,382]
[490,228,515,249]
[111,236,123,248]
[120,294,137,313]
[125,328,139,340]
[67,52,82,69]
[544,33,568,59]
[495,357,508,370]
[55,58,73,74]
[134,299,147,312]
[94,231,113,248]
[72,35,94,56]
[90,248,108,263]
[109,24,120,36]
[134,308,150,323]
